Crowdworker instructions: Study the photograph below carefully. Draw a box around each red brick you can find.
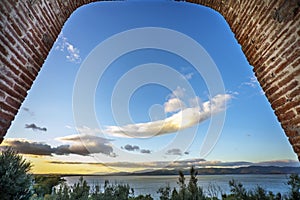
[290,137,300,146]
[0,80,25,101]
[0,53,21,76]
[0,109,14,122]
[6,96,20,109]
[0,90,6,100]
[286,130,299,137]
[284,81,299,93]
[277,98,300,114]
[271,97,286,109]
[278,73,298,88]
[292,57,300,68]
[10,22,23,37]
[13,83,27,98]
[0,101,18,115]
[0,73,14,88]
[297,107,300,114]
[265,85,279,97]
[19,72,34,88]
[290,88,300,98]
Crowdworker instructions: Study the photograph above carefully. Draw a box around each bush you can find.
[157,166,207,200]
[287,174,300,200]
[0,148,33,200]
[32,175,64,197]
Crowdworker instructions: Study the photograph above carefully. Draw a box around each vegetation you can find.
[1,148,300,200]
[32,175,64,198]
[0,148,33,200]
[30,177,152,200]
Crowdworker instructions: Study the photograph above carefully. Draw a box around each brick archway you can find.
[0,0,299,158]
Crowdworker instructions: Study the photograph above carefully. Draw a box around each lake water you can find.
[63,174,291,199]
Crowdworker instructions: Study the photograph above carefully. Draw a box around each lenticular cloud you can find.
[104,94,231,138]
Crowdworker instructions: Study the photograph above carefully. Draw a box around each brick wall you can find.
[0,0,299,158]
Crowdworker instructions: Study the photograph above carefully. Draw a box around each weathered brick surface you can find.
[0,0,300,158]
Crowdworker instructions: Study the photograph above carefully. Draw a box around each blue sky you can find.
[2,1,298,173]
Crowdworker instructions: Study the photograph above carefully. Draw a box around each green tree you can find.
[157,184,170,200]
[287,174,300,200]
[33,175,64,197]
[178,171,187,199]
[188,166,199,199]
[132,194,153,200]
[227,179,248,200]
[251,186,269,200]
[0,148,33,200]
[171,188,180,200]
[70,176,90,200]
[54,182,71,200]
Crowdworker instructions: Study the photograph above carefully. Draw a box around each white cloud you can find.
[171,86,186,98]
[55,33,81,63]
[189,96,201,107]
[104,94,231,138]
[164,97,185,113]
[184,72,194,80]
[65,125,73,129]
[75,126,103,135]
[241,76,259,88]
[240,76,264,95]
[226,90,239,96]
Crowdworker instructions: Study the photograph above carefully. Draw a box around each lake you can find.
[63,174,291,199]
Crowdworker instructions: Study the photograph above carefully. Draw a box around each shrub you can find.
[0,148,33,200]
[287,174,300,200]
[32,175,64,197]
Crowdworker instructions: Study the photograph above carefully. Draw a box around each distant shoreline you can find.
[33,165,300,176]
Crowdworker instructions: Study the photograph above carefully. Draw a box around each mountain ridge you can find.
[110,166,300,176]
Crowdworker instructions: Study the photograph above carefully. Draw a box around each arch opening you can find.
[0,0,299,163]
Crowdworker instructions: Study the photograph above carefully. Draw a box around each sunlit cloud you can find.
[1,136,116,157]
[57,134,116,157]
[0,139,53,156]
[55,33,81,63]
[25,123,47,132]
[104,94,231,138]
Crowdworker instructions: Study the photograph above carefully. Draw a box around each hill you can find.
[112,166,300,176]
